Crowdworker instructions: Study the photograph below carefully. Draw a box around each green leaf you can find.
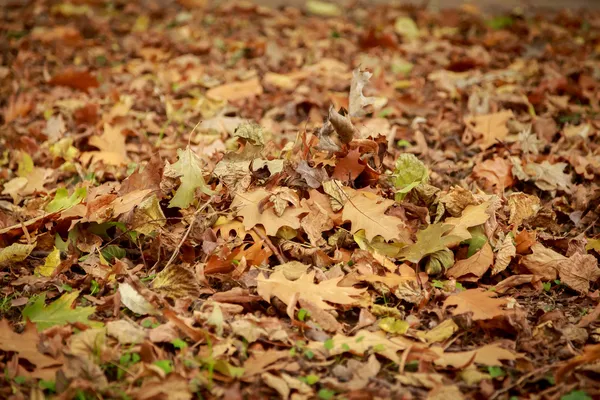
[100,245,126,262]
[542,282,552,292]
[35,247,61,277]
[467,226,488,257]
[45,187,87,213]
[488,366,506,378]
[153,360,173,375]
[392,154,429,201]
[171,338,187,350]
[561,391,592,400]
[318,389,336,400]
[168,146,213,209]
[424,248,455,275]
[300,374,319,385]
[324,338,334,350]
[0,242,36,266]
[297,308,309,322]
[22,291,98,331]
[394,16,420,40]
[486,16,514,30]
[399,223,460,263]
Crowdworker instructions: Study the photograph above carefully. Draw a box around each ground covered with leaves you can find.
[1,1,600,399]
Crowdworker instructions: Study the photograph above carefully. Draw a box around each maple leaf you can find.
[84,123,130,166]
[433,343,522,367]
[22,291,98,331]
[48,67,99,92]
[206,77,263,101]
[167,146,213,208]
[443,289,508,321]
[0,319,63,379]
[472,157,514,193]
[444,201,491,246]
[523,161,572,192]
[35,247,61,277]
[465,110,513,150]
[308,329,421,364]
[446,242,493,280]
[399,223,459,263]
[232,188,307,236]
[256,270,365,318]
[151,263,201,299]
[342,189,411,242]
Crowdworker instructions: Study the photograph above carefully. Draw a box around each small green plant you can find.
[153,360,173,375]
[318,388,336,400]
[488,366,506,378]
[297,308,309,321]
[299,374,319,385]
[542,282,552,292]
[561,390,592,400]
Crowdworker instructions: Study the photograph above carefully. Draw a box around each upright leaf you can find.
[167,146,213,208]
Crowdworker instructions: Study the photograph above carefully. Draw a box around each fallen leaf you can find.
[118,283,158,316]
[433,343,522,367]
[399,223,459,263]
[492,235,516,275]
[0,242,36,266]
[306,0,341,17]
[416,319,459,344]
[473,157,514,193]
[342,189,410,242]
[151,263,201,299]
[557,253,600,294]
[443,289,508,321]
[332,148,365,181]
[49,67,99,92]
[444,201,491,245]
[349,68,377,117]
[86,123,130,166]
[22,290,98,331]
[166,146,213,208]
[206,77,263,101]
[35,247,61,277]
[106,320,147,344]
[520,243,565,280]
[446,241,493,279]
[465,110,513,150]
[45,187,87,213]
[232,188,307,236]
[507,192,541,226]
[256,270,365,318]
[523,161,572,192]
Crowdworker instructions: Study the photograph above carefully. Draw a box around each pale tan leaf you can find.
[557,253,600,294]
[256,270,365,318]
[465,110,513,150]
[492,235,516,275]
[520,243,565,280]
[342,189,411,242]
[446,242,493,280]
[206,77,263,101]
[232,188,307,236]
[433,343,522,367]
[444,201,490,246]
[507,192,540,226]
[443,289,508,321]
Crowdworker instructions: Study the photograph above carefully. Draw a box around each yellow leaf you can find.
[465,110,513,150]
[446,242,493,280]
[36,247,61,277]
[86,123,130,165]
[415,319,459,344]
[0,242,36,266]
[151,264,201,299]
[432,343,522,367]
[444,201,490,246]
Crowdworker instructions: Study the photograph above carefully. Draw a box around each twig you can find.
[163,197,214,271]
[252,227,287,264]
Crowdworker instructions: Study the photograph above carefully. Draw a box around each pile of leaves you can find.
[1,0,600,399]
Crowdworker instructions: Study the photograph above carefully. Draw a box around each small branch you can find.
[163,197,214,271]
[252,227,287,265]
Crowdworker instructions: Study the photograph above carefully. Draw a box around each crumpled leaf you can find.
[557,253,600,294]
[256,270,365,318]
[22,290,98,331]
[523,161,572,192]
[0,242,36,266]
[234,121,265,146]
[118,283,158,316]
[521,243,565,280]
[349,68,377,117]
[415,319,459,344]
[131,194,166,235]
[443,289,508,321]
[379,317,409,335]
[492,235,516,275]
[393,154,429,201]
[507,192,540,226]
[46,187,87,213]
[342,189,411,242]
[35,247,61,277]
[106,320,147,344]
[167,146,213,208]
[424,248,455,275]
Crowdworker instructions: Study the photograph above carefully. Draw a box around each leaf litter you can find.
[1,1,600,399]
